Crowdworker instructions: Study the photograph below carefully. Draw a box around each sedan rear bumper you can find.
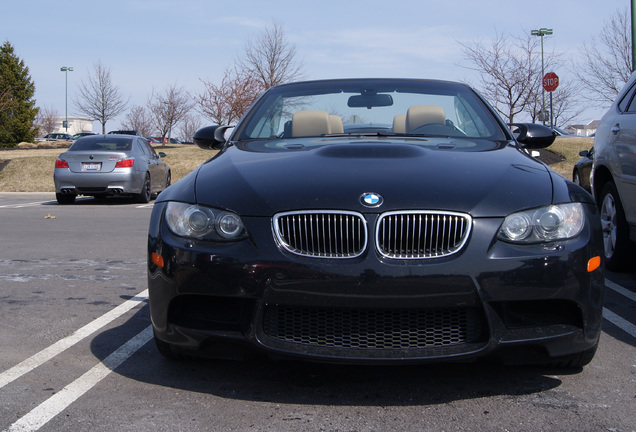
[54,168,143,195]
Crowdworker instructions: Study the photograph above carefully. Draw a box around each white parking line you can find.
[603,280,636,338]
[0,290,148,390]
[603,308,636,338]
[605,279,636,302]
[4,326,153,432]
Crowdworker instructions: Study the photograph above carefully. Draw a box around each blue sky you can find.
[2,0,629,132]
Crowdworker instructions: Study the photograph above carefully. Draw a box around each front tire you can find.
[599,182,630,271]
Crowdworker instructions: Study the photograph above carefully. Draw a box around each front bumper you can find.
[147,202,604,364]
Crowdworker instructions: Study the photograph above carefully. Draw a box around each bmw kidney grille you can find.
[273,210,471,259]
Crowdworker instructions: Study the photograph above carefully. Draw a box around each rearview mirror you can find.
[348,94,393,108]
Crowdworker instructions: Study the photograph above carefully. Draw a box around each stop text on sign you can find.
[543,72,559,92]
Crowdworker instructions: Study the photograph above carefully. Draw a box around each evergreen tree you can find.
[0,41,39,146]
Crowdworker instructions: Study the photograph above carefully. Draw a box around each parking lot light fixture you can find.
[60,66,73,132]
[531,28,553,125]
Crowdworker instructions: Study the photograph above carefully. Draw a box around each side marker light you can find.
[587,256,601,273]
[151,252,164,268]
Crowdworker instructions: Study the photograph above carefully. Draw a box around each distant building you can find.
[565,120,599,137]
[51,117,94,135]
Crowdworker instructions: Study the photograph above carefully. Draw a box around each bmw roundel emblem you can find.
[360,192,383,208]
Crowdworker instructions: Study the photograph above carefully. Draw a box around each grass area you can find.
[0,137,594,193]
[548,136,594,179]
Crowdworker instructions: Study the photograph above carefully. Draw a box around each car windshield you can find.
[69,137,133,152]
[235,79,508,142]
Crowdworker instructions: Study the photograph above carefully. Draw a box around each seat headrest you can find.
[393,114,406,134]
[406,105,445,133]
[292,110,331,137]
[329,115,344,134]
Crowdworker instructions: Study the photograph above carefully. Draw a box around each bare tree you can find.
[549,83,585,127]
[460,32,543,123]
[575,7,632,107]
[73,61,129,134]
[148,84,194,145]
[121,105,153,137]
[522,78,584,127]
[196,66,261,125]
[178,113,202,143]
[35,105,60,136]
[237,21,306,90]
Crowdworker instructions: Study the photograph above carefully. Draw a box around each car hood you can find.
[188,138,554,218]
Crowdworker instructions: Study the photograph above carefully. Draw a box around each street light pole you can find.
[60,66,73,132]
[531,28,553,125]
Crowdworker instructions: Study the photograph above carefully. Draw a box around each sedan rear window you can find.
[70,138,133,152]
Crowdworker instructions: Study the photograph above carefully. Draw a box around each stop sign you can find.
[543,72,559,92]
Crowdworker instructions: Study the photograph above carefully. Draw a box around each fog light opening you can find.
[587,256,601,272]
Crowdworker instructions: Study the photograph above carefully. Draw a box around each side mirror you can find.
[509,123,556,149]
[193,125,234,150]
[158,152,166,158]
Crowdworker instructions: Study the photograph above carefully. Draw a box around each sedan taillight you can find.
[55,159,69,168]
[115,158,134,168]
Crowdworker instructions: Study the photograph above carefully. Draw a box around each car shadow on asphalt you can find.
[91,303,566,406]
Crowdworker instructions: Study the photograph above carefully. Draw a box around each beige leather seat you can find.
[291,110,331,137]
[392,114,406,133]
[406,105,445,133]
[329,115,344,134]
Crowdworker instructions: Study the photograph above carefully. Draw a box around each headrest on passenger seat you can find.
[292,110,331,137]
[406,105,445,133]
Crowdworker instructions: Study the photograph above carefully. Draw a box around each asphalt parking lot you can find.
[1,193,635,432]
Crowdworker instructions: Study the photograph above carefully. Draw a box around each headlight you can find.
[498,203,585,244]
[165,202,247,241]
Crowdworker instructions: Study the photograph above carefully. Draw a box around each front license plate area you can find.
[82,162,101,172]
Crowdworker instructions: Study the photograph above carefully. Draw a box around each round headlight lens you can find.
[501,213,532,241]
[534,206,564,239]
[217,213,244,239]
[185,206,213,235]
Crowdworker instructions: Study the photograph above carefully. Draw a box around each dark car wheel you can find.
[135,173,151,203]
[573,169,581,186]
[56,193,76,205]
[599,182,630,271]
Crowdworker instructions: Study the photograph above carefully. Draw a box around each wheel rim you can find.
[600,193,617,259]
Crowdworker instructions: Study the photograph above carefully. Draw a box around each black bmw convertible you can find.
[147,78,604,368]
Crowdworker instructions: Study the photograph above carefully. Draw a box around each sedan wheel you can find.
[573,169,581,186]
[599,182,629,271]
[135,174,151,203]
